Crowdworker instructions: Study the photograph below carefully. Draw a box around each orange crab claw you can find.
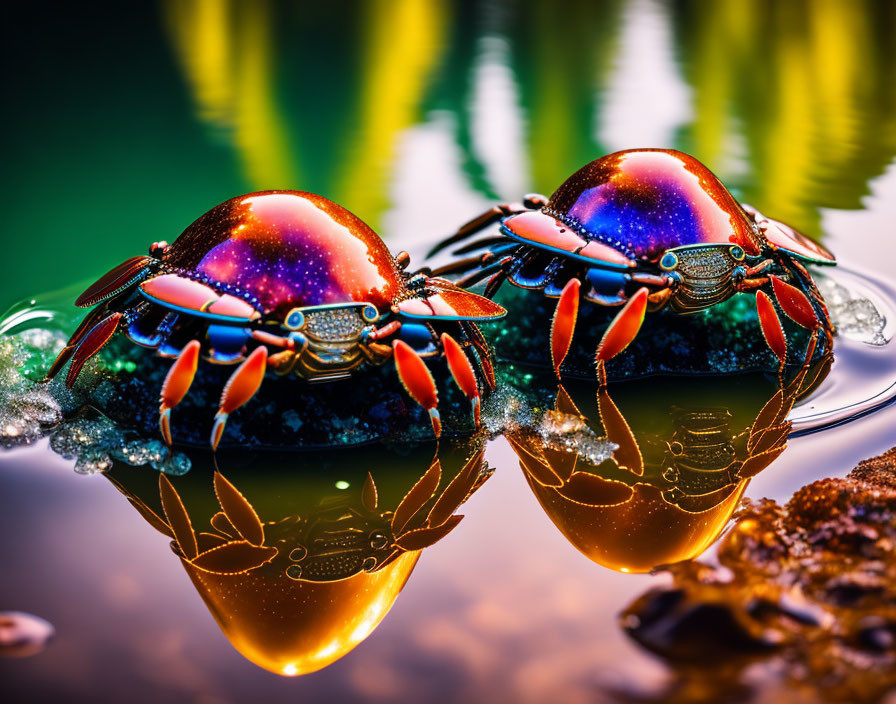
[211,346,268,451]
[757,290,787,367]
[441,333,481,426]
[393,339,441,438]
[65,313,122,388]
[159,340,201,446]
[550,278,580,378]
[595,287,648,381]
[770,275,818,329]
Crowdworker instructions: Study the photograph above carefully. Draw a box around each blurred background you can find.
[2,0,895,308]
[2,2,896,702]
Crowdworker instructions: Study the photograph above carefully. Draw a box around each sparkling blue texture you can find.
[546,150,759,261]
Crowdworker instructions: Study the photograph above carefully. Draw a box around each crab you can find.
[429,149,835,381]
[45,191,505,448]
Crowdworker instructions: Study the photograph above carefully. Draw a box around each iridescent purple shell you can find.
[163,192,405,318]
[505,149,763,263]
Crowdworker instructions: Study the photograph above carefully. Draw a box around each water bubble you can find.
[663,467,680,483]
[285,564,303,581]
[152,451,191,476]
[74,448,113,475]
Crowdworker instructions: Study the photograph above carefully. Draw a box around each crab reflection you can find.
[506,358,830,573]
[104,440,490,675]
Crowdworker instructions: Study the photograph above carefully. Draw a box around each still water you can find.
[2,1,896,702]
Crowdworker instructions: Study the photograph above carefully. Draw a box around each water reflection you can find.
[672,0,896,238]
[504,358,829,573]
[103,439,489,675]
[162,0,896,250]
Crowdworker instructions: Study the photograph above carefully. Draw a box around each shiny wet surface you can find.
[2,2,896,703]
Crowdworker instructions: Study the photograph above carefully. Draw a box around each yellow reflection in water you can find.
[336,0,446,224]
[163,0,298,188]
[676,0,896,236]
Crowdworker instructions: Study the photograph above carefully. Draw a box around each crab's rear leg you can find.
[441,333,481,426]
[393,339,441,438]
[159,340,201,446]
[44,306,110,381]
[595,288,649,386]
[62,313,123,388]
[756,274,824,373]
[427,195,548,258]
[211,346,268,451]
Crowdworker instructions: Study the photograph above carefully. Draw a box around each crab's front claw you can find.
[211,346,268,451]
[595,287,648,384]
[441,333,481,426]
[159,340,201,445]
[551,279,580,378]
[393,340,441,438]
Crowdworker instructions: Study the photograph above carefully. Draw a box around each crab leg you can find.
[484,270,508,299]
[367,320,403,341]
[756,290,787,369]
[65,313,123,388]
[550,278,580,378]
[595,287,648,385]
[211,346,268,451]
[441,333,481,426]
[426,195,547,258]
[770,275,819,330]
[44,306,109,381]
[393,340,441,438]
[159,340,201,446]
[461,322,496,391]
[455,256,515,289]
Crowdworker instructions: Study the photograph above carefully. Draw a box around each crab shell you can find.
[500,149,835,270]
[77,191,504,369]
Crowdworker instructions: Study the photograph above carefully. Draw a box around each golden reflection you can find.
[163,0,298,188]
[105,440,490,675]
[505,358,830,573]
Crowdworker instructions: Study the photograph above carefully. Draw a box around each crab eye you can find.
[660,252,679,271]
[284,308,305,330]
[361,304,379,323]
[729,245,745,262]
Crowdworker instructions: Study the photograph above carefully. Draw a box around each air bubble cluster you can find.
[819,276,888,345]
[0,328,190,475]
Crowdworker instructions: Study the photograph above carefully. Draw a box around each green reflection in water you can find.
[1,0,894,309]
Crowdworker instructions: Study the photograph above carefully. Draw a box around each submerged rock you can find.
[620,446,896,703]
